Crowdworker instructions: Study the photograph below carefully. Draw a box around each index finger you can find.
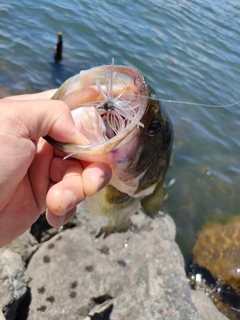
[3,89,57,101]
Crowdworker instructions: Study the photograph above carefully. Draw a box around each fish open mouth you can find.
[91,60,145,139]
[100,110,136,139]
[68,60,148,145]
[45,60,150,160]
[95,94,142,140]
[101,113,122,139]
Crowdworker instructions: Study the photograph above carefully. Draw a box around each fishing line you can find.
[156,99,240,108]
[94,59,240,109]
[77,95,240,110]
[123,94,240,109]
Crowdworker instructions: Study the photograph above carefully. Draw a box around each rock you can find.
[192,216,240,319]
[30,212,78,243]
[0,248,29,320]
[192,216,240,288]
[5,231,39,263]
[0,310,6,320]
[1,210,228,319]
[191,290,228,320]
[26,212,203,320]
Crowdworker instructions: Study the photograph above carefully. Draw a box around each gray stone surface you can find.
[0,310,6,320]
[0,249,29,320]
[5,231,39,263]
[191,290,228,320]
[27,212,202,320]
[0,211,229,320]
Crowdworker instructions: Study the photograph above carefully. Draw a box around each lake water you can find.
[1,0,240,262]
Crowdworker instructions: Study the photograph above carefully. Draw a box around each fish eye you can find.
[147,119,162,136]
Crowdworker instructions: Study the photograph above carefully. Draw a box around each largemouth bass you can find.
[44,61,173,237]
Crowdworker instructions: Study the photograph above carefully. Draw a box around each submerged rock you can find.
[193,216,240,287]
[192,216,240,319]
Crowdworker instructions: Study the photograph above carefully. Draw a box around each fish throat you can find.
[94,61,146,139]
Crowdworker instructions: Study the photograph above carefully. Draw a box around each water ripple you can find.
[1,0,240,260]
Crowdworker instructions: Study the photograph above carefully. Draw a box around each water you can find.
[1,0,240,262]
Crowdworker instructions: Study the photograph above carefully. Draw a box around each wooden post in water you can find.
[54,31,62,63]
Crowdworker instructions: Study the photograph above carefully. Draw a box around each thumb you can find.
[1,99,87,145]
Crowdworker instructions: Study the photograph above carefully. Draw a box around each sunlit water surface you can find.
[1,0,240,263]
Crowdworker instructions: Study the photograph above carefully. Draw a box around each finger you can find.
[45,161,111,227]
[49,157,83,184]
[82,162,112,196]
[3,89,57,100]
[46,160,84,216]
[1,99,86,145]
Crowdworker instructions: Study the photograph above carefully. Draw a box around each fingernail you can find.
[59,213,67,225]
[63,189,75,211]
[97,177,105,192]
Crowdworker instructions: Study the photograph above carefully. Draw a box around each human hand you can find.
[0,91,112,247]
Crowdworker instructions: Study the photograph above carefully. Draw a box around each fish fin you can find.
[140,181,165,218]
[96,220,131,239]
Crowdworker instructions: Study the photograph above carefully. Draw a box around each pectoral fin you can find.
[140,181,165,218]
[96,220,131,238]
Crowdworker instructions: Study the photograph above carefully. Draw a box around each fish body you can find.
[45,62,173,237]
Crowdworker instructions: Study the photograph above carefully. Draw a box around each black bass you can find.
[44,61,173,237]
